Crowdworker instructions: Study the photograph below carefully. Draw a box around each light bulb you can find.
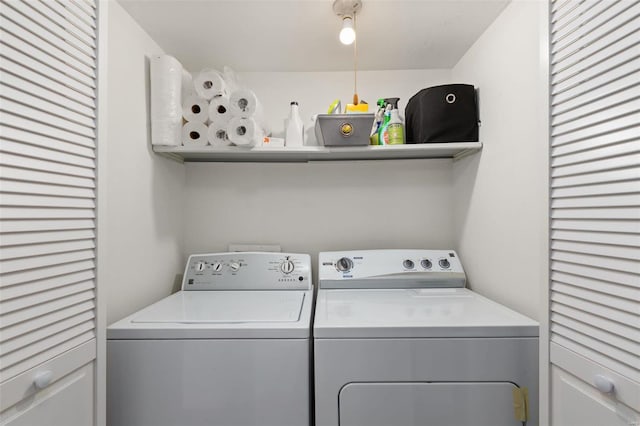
[339,17,356,45]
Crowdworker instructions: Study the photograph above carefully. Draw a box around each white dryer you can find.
[107,252,313,426]
[314,249,539,426]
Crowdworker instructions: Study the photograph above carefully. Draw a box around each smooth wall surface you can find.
[451,0,548,321]
[184,159,455,277]
[104,1,185,325]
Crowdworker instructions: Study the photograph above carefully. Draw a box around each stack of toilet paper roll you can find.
[150,55,267,148]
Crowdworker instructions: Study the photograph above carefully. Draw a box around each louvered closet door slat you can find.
[4,0,95,59]
[0,72,95,119]
[1,84,96,128]
[550,0,640,396]
[0,0,97,389]
[552,0,638,54]
[71,0,96,19]
[0,166,95,188]
[1,128,95,159]
[552,14,640,77]
[0,232,95,254]
[0,300,94,342]
[0,4,95,69]
[0,38,95,95]
[0,16,95,79]
[552,270,639,300]
[1,98,96,138]
[0,270,94,301]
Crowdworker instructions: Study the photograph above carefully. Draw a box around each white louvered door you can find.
[0,0,98,424]
[549,0,640,423]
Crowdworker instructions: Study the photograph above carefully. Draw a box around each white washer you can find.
[314,249,539,426]
[107,252,313,426]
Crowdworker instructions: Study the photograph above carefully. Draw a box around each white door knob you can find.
[34,371,53,389]
[593,375,615,394]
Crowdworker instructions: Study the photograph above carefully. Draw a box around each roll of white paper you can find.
[193,69,227,100]
[229,88,262,118]
[207,122,232,147]
[182,70,194,101]
[182,122,209,146]
[150,55,184,146]
[182,95,209,123]
[208,95,232,124]
[227,116,264,147]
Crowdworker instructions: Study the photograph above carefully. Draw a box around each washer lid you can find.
[313,288,538,338]
[108,290,312,339]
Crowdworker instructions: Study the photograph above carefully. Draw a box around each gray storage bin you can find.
[315,114,374,147]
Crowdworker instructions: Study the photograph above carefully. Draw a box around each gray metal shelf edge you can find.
[152,142,483,163]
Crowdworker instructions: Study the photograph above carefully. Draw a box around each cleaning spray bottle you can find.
[384,97,404,145]
[377,99,394,145]
[370,98,386,145]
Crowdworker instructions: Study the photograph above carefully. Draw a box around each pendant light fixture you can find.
[333,0,362,46]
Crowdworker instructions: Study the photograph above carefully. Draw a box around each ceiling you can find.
[117,0,510,72]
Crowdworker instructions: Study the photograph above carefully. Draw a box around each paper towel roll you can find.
[182,95,209,123]
[193,69,227,100]
[207,122,232,147]
[150,55,183,146]
[229,88,262,118]
[227,116,264,147]
[182,122,209,146]
[182,70,194,101]
[208,95,232,124]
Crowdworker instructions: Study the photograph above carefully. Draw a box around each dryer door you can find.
[339,382,523,426]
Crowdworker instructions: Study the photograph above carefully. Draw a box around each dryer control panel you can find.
[318,249,465,289]
[182,252,312,291]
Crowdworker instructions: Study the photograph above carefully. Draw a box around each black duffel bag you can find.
[405,84,479,143]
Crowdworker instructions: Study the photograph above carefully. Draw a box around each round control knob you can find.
[195,261,206,272]
[336,257,353,273]
[212,262,222,272]
[229,262,240,272]
[420,259,432,269]
[439,258,451,269]
[403,259,415,269]
[281,260,295,274]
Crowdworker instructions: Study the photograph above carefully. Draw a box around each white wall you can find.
[184,159,455,276]
[184,69,456,277]
[104,1,186,325]
[451,0,548,321]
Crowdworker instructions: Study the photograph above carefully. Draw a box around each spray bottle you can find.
[383,97,404,145]
[369,98,386,145]
[377,99,394,145]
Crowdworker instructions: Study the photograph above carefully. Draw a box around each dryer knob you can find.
[403,259,415,269]
[336,257,353,273]
[281,260,295,274]
[420,259,433,269]
[439,258,451,269]
[212,262,223,272]
[229,262,241,272]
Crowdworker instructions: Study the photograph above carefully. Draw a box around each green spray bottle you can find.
[379,97,402,145]
[378,98,392,145]
[384,97,404,145]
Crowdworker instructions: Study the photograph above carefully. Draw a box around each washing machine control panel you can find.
[182,252,312,290]
[318,249,466,289]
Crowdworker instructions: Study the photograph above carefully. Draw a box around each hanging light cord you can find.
[353,12,359,105]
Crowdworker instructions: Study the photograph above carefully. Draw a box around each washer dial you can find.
[281,260,295,274]
[229,261,241,272]
[439,258,450,269]
[336,257,354,273]
[403,259,415,269]
[420,259,432,269]
[212,262,223,272]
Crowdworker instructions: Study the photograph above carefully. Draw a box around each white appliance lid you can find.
[313,288,539,338]
[108,290,312,340]
[132,291,304,323]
